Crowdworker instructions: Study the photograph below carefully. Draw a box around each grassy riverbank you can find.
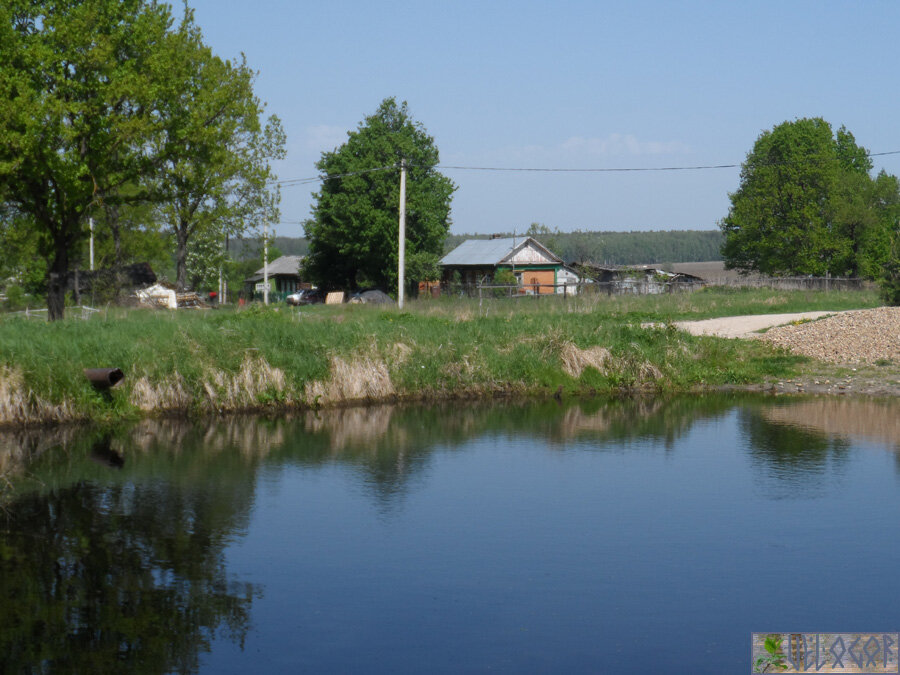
[0,287,883,426]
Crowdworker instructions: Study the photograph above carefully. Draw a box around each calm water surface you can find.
[1,395,899,673]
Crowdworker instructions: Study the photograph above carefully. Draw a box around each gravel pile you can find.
[761,306,900,364]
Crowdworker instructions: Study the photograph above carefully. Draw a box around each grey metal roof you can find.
[440,237,560,266]
[246,255,303,281]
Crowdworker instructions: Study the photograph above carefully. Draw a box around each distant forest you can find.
[231,229,724,266]
[229,236,310,260]
[445,229,724,265]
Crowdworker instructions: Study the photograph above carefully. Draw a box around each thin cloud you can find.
[561,134,690,156]
[455,133,693,167]
[302,124,348,153]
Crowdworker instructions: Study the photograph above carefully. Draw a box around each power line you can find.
[435,163,741,173]
[272,165,397,187]
[269,148,900,187]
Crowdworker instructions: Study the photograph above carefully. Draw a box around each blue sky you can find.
[188,0,900,238]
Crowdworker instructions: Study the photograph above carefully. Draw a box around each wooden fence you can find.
[438,275,867,298]
[704,276,868,291]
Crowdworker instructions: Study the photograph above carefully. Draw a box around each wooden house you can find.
[244,255,307,301]
[440,237,567,294]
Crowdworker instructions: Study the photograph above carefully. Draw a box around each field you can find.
[0,286,885,427]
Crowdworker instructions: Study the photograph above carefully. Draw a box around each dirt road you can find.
[675,307,900,396]
[672,311,843,338]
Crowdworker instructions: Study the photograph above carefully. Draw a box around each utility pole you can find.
[218,235,224,303]
[398,159,407,309]
[89,217,94,271]
[223,235,229,304]
[263,221,269,305]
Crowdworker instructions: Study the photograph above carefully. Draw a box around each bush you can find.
[3,286,27,311]
[491,268,517,297]
[879,238,900,306]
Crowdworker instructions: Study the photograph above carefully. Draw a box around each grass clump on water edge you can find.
[0,286,869,426]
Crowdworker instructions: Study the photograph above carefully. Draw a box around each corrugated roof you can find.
[246,255,304,281]
[441,237,560,266]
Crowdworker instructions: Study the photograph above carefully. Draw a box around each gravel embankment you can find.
[761,306,900,364]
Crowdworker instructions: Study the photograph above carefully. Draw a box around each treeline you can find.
[444,228,724,265]
[250,230,724,268]
[229,236,309,260]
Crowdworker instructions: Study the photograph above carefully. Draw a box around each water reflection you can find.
[761,398,900,450]
[3,395,898,508]
[0,395,898,672]
[0,467,256,673]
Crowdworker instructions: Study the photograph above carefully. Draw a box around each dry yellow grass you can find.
[202,356,286,410]
[391,342,412,364]
[129,372,192,412]
[638,361,664,381]
[0,366,75,426]
[559,342,611,378]
[304,355,395,405]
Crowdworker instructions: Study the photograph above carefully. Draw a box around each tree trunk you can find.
[47,237,69,322]
[175,222,188,291]
[106,203,123,298]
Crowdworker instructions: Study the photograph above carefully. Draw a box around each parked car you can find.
[285,288,323,306]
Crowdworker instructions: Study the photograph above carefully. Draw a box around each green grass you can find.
[0,287,881,426]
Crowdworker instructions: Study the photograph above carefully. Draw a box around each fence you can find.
[442,280,705,299]
[437,275,866,299]
[704,276,868,291]
[2,305,103,321]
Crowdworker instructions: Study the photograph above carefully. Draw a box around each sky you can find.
[187,0,900,238]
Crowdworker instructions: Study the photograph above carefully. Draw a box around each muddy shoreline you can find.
[2,369,899,433]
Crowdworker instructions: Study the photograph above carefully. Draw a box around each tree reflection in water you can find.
[0,394,899,672]
[0,433,258,675]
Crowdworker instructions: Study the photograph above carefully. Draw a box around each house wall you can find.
[246,274,305,301]
[509,245,554,265]
[516,269,556,294]
[442,264,560,294]
[556,269,579,295]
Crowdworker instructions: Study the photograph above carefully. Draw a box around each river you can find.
[0,395,898,673]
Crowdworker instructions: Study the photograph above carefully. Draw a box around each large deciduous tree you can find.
[0,2,284,318]
[154,18,285,291]
[304,98,455,292]
[0,0,178,320]
[720,118,900,278]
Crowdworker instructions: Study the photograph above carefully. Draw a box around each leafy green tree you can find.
[0,2,283,317]
[0,0,184,320]
[831,170,900,278]
[405,250,442,288]
[880,231,900,306]
[82,196,171,297]
[154,18,285,291]
[721,118,899,278]
[0,205,46,298]
[304,98,456,291]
